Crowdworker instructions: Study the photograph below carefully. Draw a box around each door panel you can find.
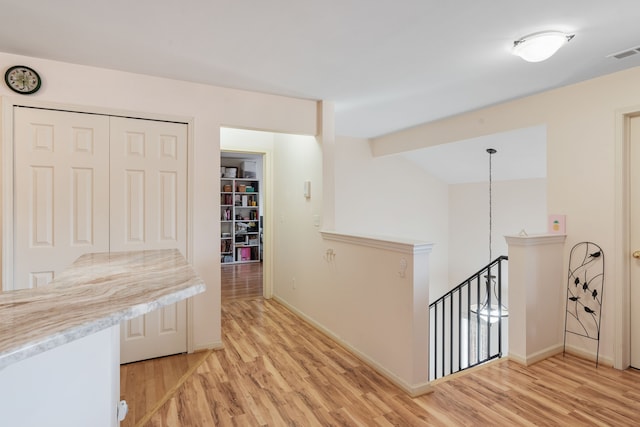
[14,108,110,289]
[110,117,188,363]
[14,108,190,364]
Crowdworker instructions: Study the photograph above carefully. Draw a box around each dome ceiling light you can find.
[513,31,575,62]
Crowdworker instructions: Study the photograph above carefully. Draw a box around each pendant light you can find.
[471,148,508,323]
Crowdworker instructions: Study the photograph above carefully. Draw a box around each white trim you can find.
[1,98,15,290]
[504,234,566,247]
[274,296,433,397]
[192,341,224,352]
[563,343,614,368]
[613,106,640,370]
[1,96,192,124]
[186,116,196,353]
[219,145,274,299]
[508,344,563,366]
[320,230,434,255]
[263,150,274,298]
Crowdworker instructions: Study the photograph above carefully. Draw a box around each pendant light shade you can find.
[513,31,574,62]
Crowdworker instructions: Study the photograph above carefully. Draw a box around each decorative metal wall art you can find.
[563,241,604,367]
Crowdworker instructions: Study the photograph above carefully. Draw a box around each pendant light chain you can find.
[487,148,496,263]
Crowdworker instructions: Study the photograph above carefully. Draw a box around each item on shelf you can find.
[223,184,232,192]
[238,184,246,192]
[245,186,254,192]
[220,167,225,177]
[241,161,257,178]
[224,167,237,178]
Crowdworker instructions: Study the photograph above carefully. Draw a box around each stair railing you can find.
[429,256,508,380]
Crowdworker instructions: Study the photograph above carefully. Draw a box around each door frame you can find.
[614,107,640,369]
[1,97,197,352]
[219,144,274,299]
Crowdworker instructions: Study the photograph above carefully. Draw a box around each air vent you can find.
[607,46,640,60]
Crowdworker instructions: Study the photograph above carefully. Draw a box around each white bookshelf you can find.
[220,177,261,264]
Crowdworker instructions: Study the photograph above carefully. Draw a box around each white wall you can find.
[0,52,317,352]
[333,136,450,299]
[448,178,547,286]
[272,133,325,309]
[371,66,640,367]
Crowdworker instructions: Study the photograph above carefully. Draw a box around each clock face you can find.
[4,66,41,94]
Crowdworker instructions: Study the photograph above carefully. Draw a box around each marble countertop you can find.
[0,249,205,369]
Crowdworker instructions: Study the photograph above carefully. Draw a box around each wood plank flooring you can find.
[121,262,263,427]
[221,262,263,301]
[120,350,210,427]
[142,295,640,426]
[126,262,640,426]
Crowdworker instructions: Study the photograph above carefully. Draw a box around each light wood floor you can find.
[120,351,210,427]
[221,262,263,301]
[127,263,640,426]
[121,262,263,427]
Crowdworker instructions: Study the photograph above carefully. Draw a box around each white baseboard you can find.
[191,341,223,353]
[508,343,613,367]
[563,343,613,367]
[508,344,563,366]
[273,296,432,397]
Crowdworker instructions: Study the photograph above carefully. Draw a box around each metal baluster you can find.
[497,259,503,357]
[449,293,453,375]
[434,303,438,379]
[441,297,445,377]
[458,288,462,373]
[476,274,481,365]
[467,279,471,369]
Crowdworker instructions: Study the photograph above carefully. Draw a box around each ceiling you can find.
[2,0,640,140]
[399,126,546,184]
[1,1,639,183]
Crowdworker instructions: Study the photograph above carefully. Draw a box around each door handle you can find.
[634,251,640,259]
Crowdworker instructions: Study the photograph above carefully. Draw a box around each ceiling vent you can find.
[607,46,640,60]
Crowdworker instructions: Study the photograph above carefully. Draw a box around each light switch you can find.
[304,180,311,198]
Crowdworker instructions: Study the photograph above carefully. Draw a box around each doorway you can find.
[220,150,265,301]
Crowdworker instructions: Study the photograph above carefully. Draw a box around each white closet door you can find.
[110,117,188,363]
[13,107,110,289]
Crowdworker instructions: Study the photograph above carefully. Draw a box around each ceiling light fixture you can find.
[513,31,574,62]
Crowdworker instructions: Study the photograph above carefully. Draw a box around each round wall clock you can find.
[4,65,42,95]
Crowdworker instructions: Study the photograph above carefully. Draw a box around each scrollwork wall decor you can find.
[563,241,604,367]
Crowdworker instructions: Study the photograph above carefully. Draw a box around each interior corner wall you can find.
[448,178,547,286]
[333,136,450,300]
[0,52,317,353]
[271,133,326,315]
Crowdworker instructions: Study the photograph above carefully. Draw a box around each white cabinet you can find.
[221,178,261,263]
